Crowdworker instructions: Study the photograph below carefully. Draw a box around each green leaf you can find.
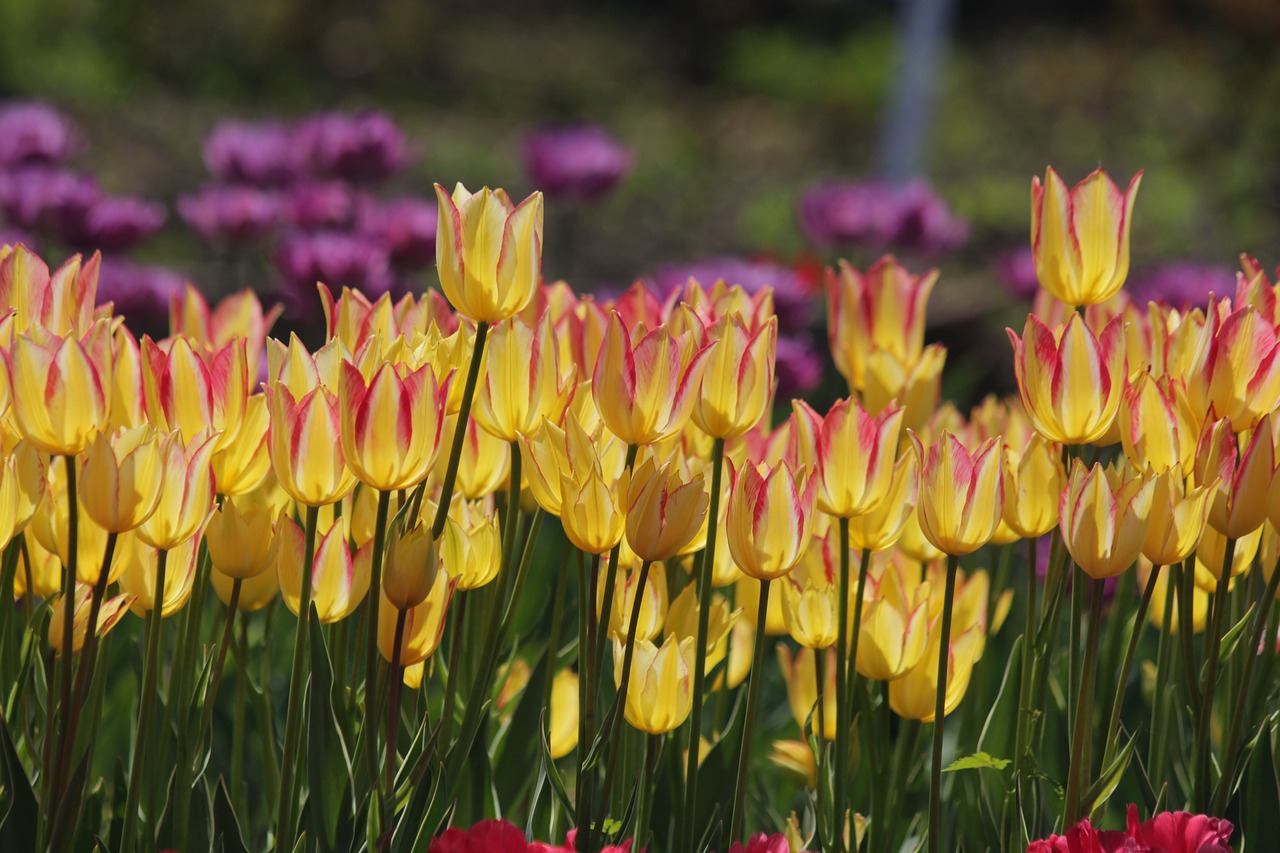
[536,708,575,821]
[977,634,1024,765]
[1240,718,1279,849]
[1081,731,1136,815]
[0,712,38,853]
[212,776,250,853]
[943,752,1012,773]
[306,609,355,853]
[47,751,91,853]
[1218,603,1257,666]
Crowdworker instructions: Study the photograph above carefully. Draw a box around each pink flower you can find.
[1127,805,1234,853]
[429,819,531,853]
[725,833,796,853]
[530,828,634,852]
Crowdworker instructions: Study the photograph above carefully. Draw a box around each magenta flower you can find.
[69,195,167,252]
[285,180,354,231]
[274,230,392,300]
[96,257,187,334]
[430,819,532,853]
[652,255,815,330]
[0,166,99,234]
[202,120,300,186]
[798,178,968,255]
[296,110,410,182]
[178,183,283,245]
[1130,262,1234,309]
[1127,805,1234,853]
[356,195,439,269]
[0,226,36,250]
[0,101,80,167]
[522,125,633,200]
[997,247,1039,299]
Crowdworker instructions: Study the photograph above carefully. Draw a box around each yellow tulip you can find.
[624,457,709,563]
[857,562,932,681]
[1030,166,1141,307]
[117,531,200,617]
[810,397,904,519]
[377,569,455,666]
[266,381,356,508]
[666,583,738,673]
[79,425,165,533]
[769,740,817,788]
[726,460,817,581]
[337,359,448,492]
[862,343,946,435]
[6,323,111,456]
[1197,414,1275,539]
[211,562,278,612]
[548,669,580,760]
[560,467,627,556]
[206,498,281,580]
[1059,461,1153,579]
[888,624,983,721]
[736,575,787,635]
[136,429,218,551]
[436,414,509,500]
[1118,373,1197,476]
[170,283,281,375]
[278,516,371,623]
[1184,297,1280,431]
[0,457,23,551]
[141,335,248,452]
[1142,468,1213,567]
[776,644,837,740]
[212,393,272,497]
[598,561,667,642]
[1194,524,1260,591]
[107,325,146,431]
[474,313,577,442]
[692,313,777,440]
[847,450,920,552]
[6,438,46,534]
[434,183,544,324]
[1001,434,1064,539]
[382,520,441,611]
[15,536,62,598]
[909,430,1006,556]
[0,246,100,337]
[439,500,502,590]
[29,467,121,586]
[47,582,133,656]
[612,634,695,734]
[779,534,842,649]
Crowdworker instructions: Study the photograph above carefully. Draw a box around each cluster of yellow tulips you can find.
[0,166,1275,853]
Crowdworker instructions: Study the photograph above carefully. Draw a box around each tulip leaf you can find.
[212,776,250,853]
[306,609,355,853]
[1080,730,1136,815]
[46,750,90,853]
[537,708,576,820]
[942,752,1011,773]
[977,634,1024,764]
[1216,603,1257,666]
[0,713,37,853]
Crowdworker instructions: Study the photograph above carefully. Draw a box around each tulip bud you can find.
[206,497,281,580]
[377,569,455,666]
[382,521,441,611]
[1001,434,1064,540]
[909,430,1006,556]
[79,425,165,533]
[612,635,695,734]
[726,460,817,581]
[1059,461,1153,580]
[624,457,709,563]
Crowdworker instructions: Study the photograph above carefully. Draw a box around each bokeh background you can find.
[2,0,1279,407]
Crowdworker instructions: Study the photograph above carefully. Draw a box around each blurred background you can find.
[1,0,1278,404]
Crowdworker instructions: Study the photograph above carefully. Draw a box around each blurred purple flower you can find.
[0,102,80,167]
[775,334,824,397]
[1130,262,1235,309]
[275,230,393,303]
[356,195,438,270]
[522,125,633,201]
[178,184,283,245]
[296,111,410,183]
[651,255,814,331]
[798,179,968,256]
[202,120,300,186]
[68,196,167,253]
[0,166,99,234]
[286,180,354,231]
[96,256,186,333]
[0,226,36,250]
[996,247,1039,299]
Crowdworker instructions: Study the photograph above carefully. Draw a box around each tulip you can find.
[0,456,25,552]
[6,438,45,535]
[212,393,272,496]
[6,322,111,456]
[624,457,709,563]
[520,412,627,517]
[847,450,920,551]
[888,624,983,721]
[339,359,449,492]
[439,500,502,590]
[434,183,544,324]
[1059,461,1153,580]
[78,425,165,533]
[206,497,281,580]
[666,584,739,673]
[382,520,440,611]
[278,516,372,623]
[725,460,817,582]
[377,569,455,666]
[29,465,120,586]
[473,313,577,442]
[117,531,200,617]
[769,740,817,788]
[211,562,279,612]
[909,430,1006,557]
[47,583,133,656]
[267,381,356,507]
[857,562,932,681]
[598,563,667,642]
[1196,414,1274,539]
[862,343,947,434]
[136,429,218,552]
[107,324,146,431]
[1030,166,1141,307]
[1193,524,1259,591]
[141,335,249,452]
[169,283,281,374]
[1009,312,1126,446]
[1118,372,1197,476]
[612,635,695,734]
[691,313,777,440]
[1184,297,1280,430]
[810,397,904,518]
[1001,434,1064,539]
[15,536,62,598]
[1142,468,1213,567]
[776,644,837,740]
[548,669,579,759]
[0,246,100,337]
[779,535,842,649]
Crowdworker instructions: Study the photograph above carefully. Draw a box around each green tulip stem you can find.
[1193,536,1235,809]
[1098,564,1159,788]
[730,575,772,844]
[1063,576,1105,827]
[431,321,490,540]
[361,488,392,791]
[927,553,960,853]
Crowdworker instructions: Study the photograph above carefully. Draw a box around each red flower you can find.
[725,833,796,853]
[1127,805,1234,853]
[529,829,634,853]
[430,819,531,853]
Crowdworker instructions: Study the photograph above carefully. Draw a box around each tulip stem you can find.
[362,489,392,793]
[1148,564,1177,787]
[575,551,593,832]
[730,576,771,844]
[1097,564,1159,795]
[832,520,856,853]
[386,607,408,804]
[431,321,489,540]
[682,436,724,853]
[1212,556,1280,814]
[53,454,79,804]
[634,733,660,851]
[927,553,959,853]
[440,591,468,747]
[1193,536,1235,810]
[1063,577,1104,827]
[1013,535,1037,806]
[1175,558,1202,714]
[119,547,168,853]
[813,646,827,849]
[597,560,653,836]
[275,503,320,850]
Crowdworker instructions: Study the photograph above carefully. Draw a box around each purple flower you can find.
[356,195,438,269]
[96,256,187,333]
[286,180,354,231]
[68,195,167,253]
[0,166,99,234]
[775,334,824,397]
[651,255,815,331]
[178,184,283,245]
[296,111,410,183]
[996,247,1039,299]
[1130,262,1235,309]
[0,101,80,167]
[521,125,633,200]
[0,226,36,250]
[202,120,300,187]
[274,230,393,302]
[798,178,968,255]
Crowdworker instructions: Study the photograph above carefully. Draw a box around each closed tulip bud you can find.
[779,535,841,649]
[79,425,165,533]
[548,669,579,759]
[382,521,440,611]
[6,323,111,456]
[1009,312,1126,445]
[848,450,920,552]
[278,516,372,623]
[857,562,932,681]
[474,313,576,441]
[862,344,947,435]
[770,739,817,788]
[776,644,837,740]
[592,312,713,446]
[1141,561,1207,635]
[1197,413,1275,539]
[667,583,739,672]
[909,430,1006,557]
[1059,461,1154,579]
[211,562,279,612]
[378,569,455,666]
[267,381,356,507]
[612,634,695,734]
[1184,298,1280,430]
[726,460,817,581]
[136,429,218,551]
[434,183,544,324]
[212,393,272,496]
[1030,166,1141,307]
[142,335,248,453]
[812,397,904,518]
[339,359,448,491]
[826,256,938,392]
[1001,434,1064,539]
[206,498,281,580]
[560,467,627,556]
[624,457,709,563]
[889,624,984,721]
[118,531,200,617]
[1142,468,1213,567]
[692,313,777,440]
[48,583,133,656]
[598,561,667,641]
[1118,372,1197,476]
[440,501,502,590]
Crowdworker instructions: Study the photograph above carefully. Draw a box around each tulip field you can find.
[1,123,1276,853]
